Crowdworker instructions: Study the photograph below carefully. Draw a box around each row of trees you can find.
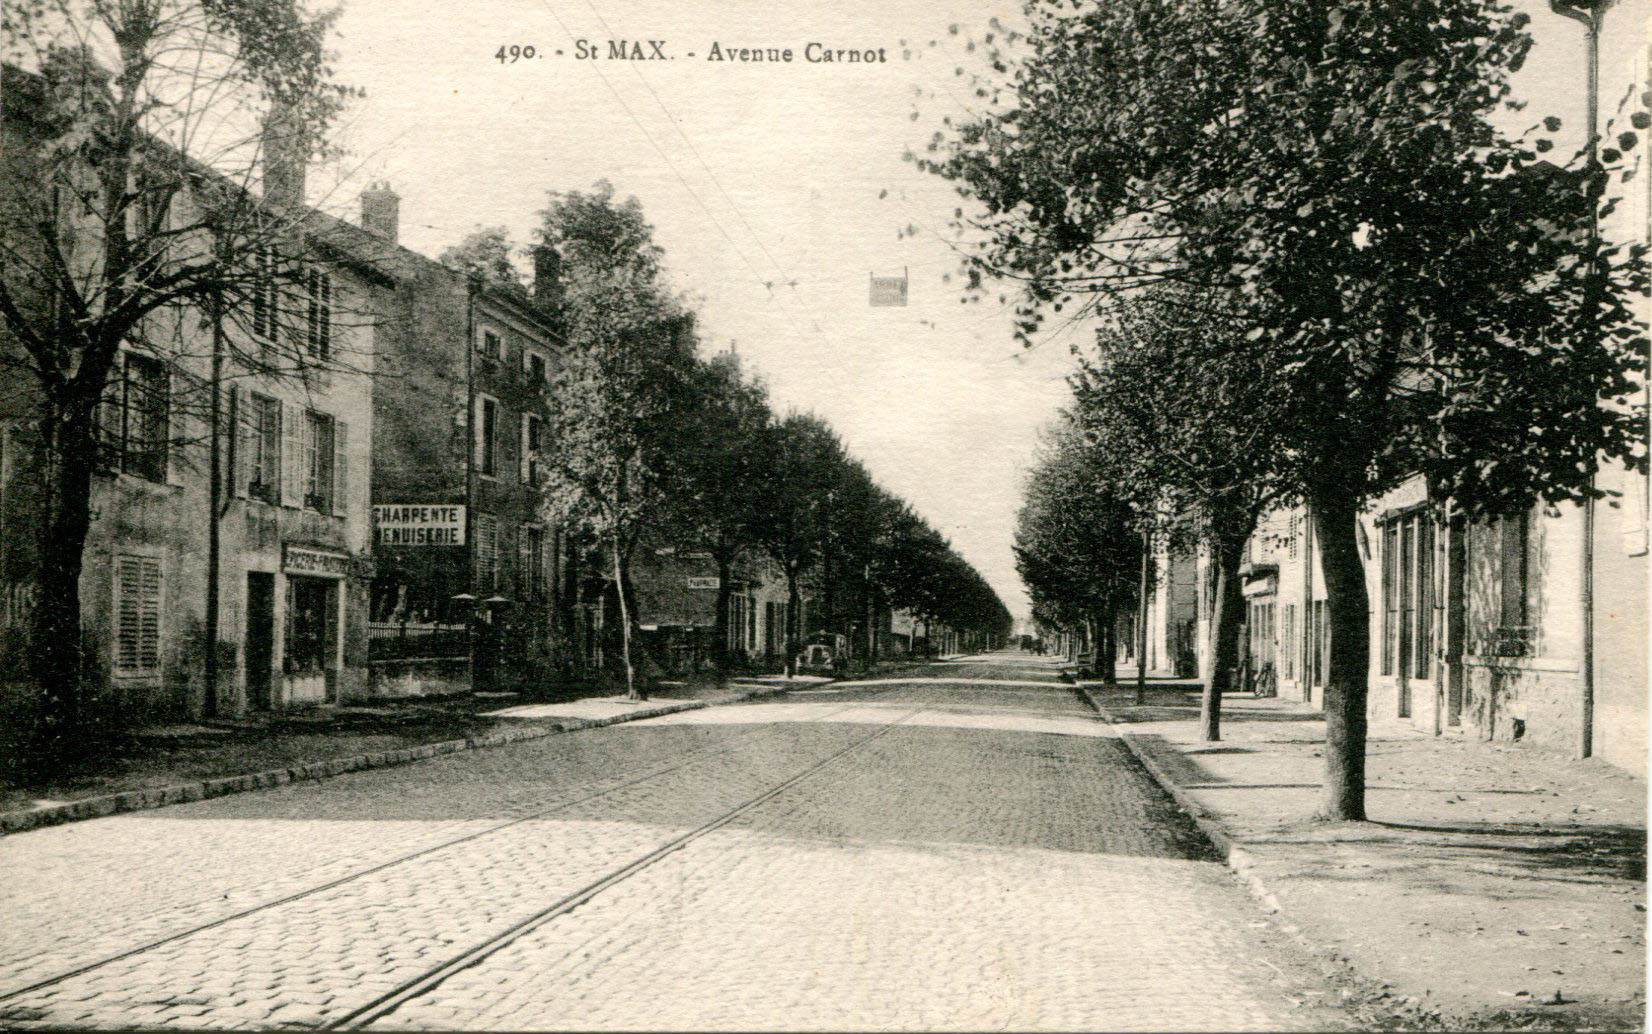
[0,0,1008,755]
[929,0,1648,820]
[429,188,1014,697]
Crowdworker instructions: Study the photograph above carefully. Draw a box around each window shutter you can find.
[280,402,302,508]
[518,532,531,596]
[332,419,349,517]
[115,556,140,671]
[114,556,162,673]
[139,558,161,670]
[158,367,179,487]
[226,386,245,499]
[519,415,530,481]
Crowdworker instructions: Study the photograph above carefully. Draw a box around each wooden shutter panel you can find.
[319,274,331,357]
[280,402,302,508]
[227,386,246,499]
[519,415,530,481]
[115,556,162,672]
[138,558,161,670]
[332,419,348,517]
[116,556,140,671]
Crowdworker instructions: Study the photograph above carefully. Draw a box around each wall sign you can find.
[686,577,720,589]
[374,504,466,546]
[284,545,350,578]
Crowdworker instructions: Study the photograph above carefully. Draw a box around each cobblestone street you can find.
[0,657,1357,1031]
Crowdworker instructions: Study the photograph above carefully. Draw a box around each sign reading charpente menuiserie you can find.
[374,504,466,546]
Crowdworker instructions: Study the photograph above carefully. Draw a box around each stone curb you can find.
[1072,681,1455,1026]
[1073,685,1287,914]
[0,681,806,837]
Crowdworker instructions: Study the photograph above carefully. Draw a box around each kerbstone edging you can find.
[1075,685,1287,914]
[1071,683,1440,1022]
[0,681,806,836]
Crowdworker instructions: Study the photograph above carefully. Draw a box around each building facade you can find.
[353,192,566,695]
[0,77,382,717]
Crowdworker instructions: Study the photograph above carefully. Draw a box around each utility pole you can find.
[204,291,226,719]
[1549,0,1614,758]
[1136,531,1150,705]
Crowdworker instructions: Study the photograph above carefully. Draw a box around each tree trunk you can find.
[1136,536,1150,705]
[1203,535,1247,742]
[28,413,99,765]
[784,568,801,677]
[610,537,643,701]
[712,549,733,676]
[864,582,876,672]
[1099,595,1117,685]
[1313,489,1370,821]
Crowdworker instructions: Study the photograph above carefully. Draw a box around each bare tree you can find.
[0,0,358,763]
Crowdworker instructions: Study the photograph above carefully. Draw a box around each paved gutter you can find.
[0,680,809,836]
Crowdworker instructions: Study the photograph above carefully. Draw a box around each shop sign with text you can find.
[374,504,466,546]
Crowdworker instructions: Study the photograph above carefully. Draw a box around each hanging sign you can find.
[869,268,908,307]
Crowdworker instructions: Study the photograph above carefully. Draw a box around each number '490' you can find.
[495,45,536,62]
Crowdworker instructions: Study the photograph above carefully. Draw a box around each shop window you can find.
[113,555,162,674]
[285,577,334,675]
[100,352,169,482]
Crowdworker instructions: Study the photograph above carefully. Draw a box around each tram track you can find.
[0,695,887,1006]
[324,705,922,1030]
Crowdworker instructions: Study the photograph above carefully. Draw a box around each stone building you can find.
[0,74,383,717]
[343,189,567,695]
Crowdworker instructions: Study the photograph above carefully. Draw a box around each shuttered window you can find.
[306,268,331,359]
[251,245,277,342]
[99,353,169,482]
[114,555,163,674]
[476,396,499,476]
[243,393,280,502]
[303,410,335,512]
[477,514,498,590]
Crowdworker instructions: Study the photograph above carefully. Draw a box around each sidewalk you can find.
[1078,678,1647,1031]
[0,673,817,834]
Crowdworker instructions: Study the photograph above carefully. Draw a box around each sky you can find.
[312,0,1648,623]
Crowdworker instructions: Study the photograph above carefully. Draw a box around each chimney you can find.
[532,245,563,311]
[260,107,307,210]
[360,181,400,242]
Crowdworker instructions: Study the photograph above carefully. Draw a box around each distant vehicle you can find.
[797,632,848,673]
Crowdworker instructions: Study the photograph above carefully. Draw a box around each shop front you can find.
[282,544,348,705]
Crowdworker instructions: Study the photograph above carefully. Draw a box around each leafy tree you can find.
[1072,288,1290,739]
[437,226,523,290]
[923,0,1647,819]
[0,0,355,761]
[670,349,773,673]
[747,413,844,676]
[535,183,697,700]
[1014,417,1141,683]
